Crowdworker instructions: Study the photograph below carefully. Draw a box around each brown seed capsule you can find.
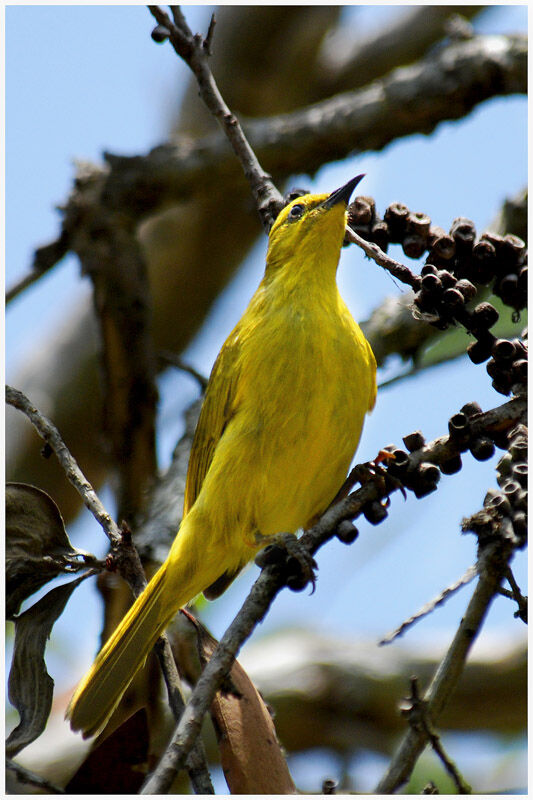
[502,480,521,502]
[151,24,170,43]
[403,431,425,452]
[384,202,410,241]
[491,338,517,361]
[421,263,439,276]
[512,462,527,487]
[403,234,426,259]
[470,437,495,461]
[467,339,493,364]
[455,278,477,302]
[348,196,375,227]
[363,500,388,525]
[407,211,431,238]
[512,510,527,541]
[443,287,464,309]
[471,302,499,330]
[428,228,455,260]
[440,454,462,474]
[461,401,482,417]
[336,520,359,544]
[437,269,456,288]
[501,234,527,266]
[370,220,390,252]
[421,273,442,294]
[448,412,470,442]
[450,217,476,252]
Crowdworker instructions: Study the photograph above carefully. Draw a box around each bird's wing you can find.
[183,334,242,516]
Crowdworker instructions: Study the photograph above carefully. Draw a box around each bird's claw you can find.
[255,532,317,593]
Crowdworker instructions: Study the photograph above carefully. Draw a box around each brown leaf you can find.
[6,576,85,757]
[184,610,297,795]
[65,708,149,793]
[6,483,91,618]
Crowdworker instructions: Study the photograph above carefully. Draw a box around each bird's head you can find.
[265,175,365,275]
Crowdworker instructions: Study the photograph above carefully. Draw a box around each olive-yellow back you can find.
[67,179,377,737]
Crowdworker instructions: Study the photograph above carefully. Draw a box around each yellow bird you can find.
[67,175,377,737]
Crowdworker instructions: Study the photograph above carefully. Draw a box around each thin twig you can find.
[159,350,208,391]
[147,5,283,230]
[401,678,472,794]
[140,561,286,794]
[6,758,65,794]
[380,565,478,645]
[6,383,213,792]
[375,537,515,794]
[5,385,122,548]
[345,225,421,289]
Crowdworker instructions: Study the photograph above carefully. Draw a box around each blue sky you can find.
[6,5,527,791]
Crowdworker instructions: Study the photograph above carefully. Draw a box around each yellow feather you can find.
[66,177,377,736]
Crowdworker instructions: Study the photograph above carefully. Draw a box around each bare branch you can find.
[147,5,283,230]
[5,385,122,548]
[379,565,478,645]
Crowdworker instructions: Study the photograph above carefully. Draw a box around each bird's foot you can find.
[255,531,317,593]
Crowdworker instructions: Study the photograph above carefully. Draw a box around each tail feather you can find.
[66,565,175,738]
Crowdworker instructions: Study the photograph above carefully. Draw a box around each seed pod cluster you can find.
[345,197,528,316]
[462,424,527,550]
[382,433,441,499]
[347,195,390,252]
[492,423,528,548]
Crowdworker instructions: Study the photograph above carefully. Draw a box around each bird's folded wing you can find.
[183,335,242,516]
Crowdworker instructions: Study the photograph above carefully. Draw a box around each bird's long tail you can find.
[66,563,176,738]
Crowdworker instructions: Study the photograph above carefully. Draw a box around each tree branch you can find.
[139,393,525,790]
[147,5,283,230]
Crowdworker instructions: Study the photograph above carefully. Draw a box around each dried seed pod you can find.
[384,202,410,241]
[421,273,443,294]
[448,412,471,447]
[413,462,441,498]
[407,211,431,238]
[512,510,527,540]
[512,462,527,488]
[460,401,482,417]
[501,234,527,267]
[450,217,476,252]
[484,491,512,516]
[502,480,521,502]
[440,454,463,474]
[428,227,455,260]
[421,263,439,276]
[467,339,493,364]
[471,302,499,331]
[403,431,425,452]
[454,278,477,302]
[402,234,426,259]
[370,220,390,252]
[442,287,465,309]
[363,500,388,525]
[151,24,171,42]
[509,438,528,461]
[437,269,456,288]
[470,437,495,461]
[348,196,375,227]
[336,521,359,544]
[491,338,517,361]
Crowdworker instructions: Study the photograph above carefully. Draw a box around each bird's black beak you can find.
[322,174,365,209]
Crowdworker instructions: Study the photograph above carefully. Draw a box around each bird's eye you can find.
[287,203,305,221]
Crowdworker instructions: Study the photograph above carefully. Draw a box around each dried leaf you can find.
[6,576,85,757]
[185,611,297,794]
[65,708,149,793]
[6,483,90,618]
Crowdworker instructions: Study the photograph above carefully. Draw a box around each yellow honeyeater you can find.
[67,175,377,737]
